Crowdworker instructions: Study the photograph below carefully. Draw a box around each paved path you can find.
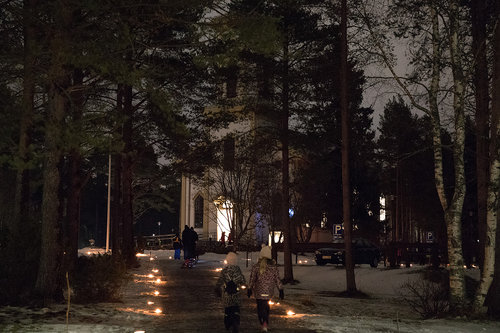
[148,257,318,333]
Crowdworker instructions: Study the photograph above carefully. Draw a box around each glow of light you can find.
[224,260,228,265]
[269,231,283,244]
[136,253,149,257]
[154,290,160,296]
[287,310,295,316]
[155,278,162,284]
[147,301,154,305]
[298,260,302,264]
[215,201,232,241]
[268,300,275,305]
[148,274,154,278]
[155,308,162,314]
[149,257,155,261]
[169,256,172,259]
[304,260,308,263]
[134,331,145,333]
[463,265,467,269]
[152,269,159,273]
[410,264,413,267]
[240,285,246,289]
[380,197,386,221]
[215,268,223,272]
[276,302,280,305]
[87,251,91,255]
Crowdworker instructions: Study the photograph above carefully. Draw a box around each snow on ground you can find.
[0,248,498,332]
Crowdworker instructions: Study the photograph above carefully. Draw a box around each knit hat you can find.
[259,245,272,259]
[225,252,239,266]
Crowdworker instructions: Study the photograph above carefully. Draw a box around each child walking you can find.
[247,245,284,332]
[215,252,246,333]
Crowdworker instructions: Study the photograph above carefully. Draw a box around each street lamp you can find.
[157,221,161,246]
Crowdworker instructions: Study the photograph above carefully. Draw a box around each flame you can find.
[287,310,295,316]
[155,308,162,314]
[154,290,160,296]
[268,300,275,305]
[155,278,162,284]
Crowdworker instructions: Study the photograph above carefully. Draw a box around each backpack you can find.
[225,280,238,295]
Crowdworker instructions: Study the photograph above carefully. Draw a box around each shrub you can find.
[72,254,128,303]
[399,275,449,319]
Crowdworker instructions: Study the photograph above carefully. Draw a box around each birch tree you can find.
[474,1,499,313]
[358,0,469,310]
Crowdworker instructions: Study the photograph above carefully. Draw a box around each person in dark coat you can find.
[190,227,199,259]
[215,252,246,333]
[182,225,192,260]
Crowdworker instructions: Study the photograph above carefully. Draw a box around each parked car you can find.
[314,238,382,267]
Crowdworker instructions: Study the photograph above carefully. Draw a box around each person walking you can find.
[247,245,284,332]
[215,252,246,333]
[172,233,182,260]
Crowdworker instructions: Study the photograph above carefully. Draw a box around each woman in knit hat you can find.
[215,252,246,333]
[247,245,284,332]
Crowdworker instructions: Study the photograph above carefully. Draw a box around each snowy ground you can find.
[0,248,498,332]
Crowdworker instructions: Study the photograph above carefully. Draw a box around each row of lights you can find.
[133,253,165,333]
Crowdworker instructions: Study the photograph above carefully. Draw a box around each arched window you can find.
[194,195,204,229]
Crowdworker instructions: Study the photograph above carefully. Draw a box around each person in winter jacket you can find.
[215,252,246,333]
[172,233,182,260]
[247,245,284,332]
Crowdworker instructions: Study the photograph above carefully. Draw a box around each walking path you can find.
[145,255,318,332]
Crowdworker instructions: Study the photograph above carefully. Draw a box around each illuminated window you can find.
[194,195,204,228]
[214,197,232,241]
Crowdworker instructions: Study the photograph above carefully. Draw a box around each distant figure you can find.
[220,231,226,246]
[247,245,284,332]
[227,232,233,245]
[190,227,199,259]
[173,233,182,260]
[215,252,246,333]
[182,225,192,260]
[89,239,95,247]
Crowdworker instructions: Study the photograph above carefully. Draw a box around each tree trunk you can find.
[281,28,293,284]
[121,84,135,266]
[64,68,85,272]
[13,0,37,233]
[112,85,124,258]
[471,0,490,270]
[35,1,72,304]
[340,0,356,293]
[446,0,467,311]
[476,2,499,313]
